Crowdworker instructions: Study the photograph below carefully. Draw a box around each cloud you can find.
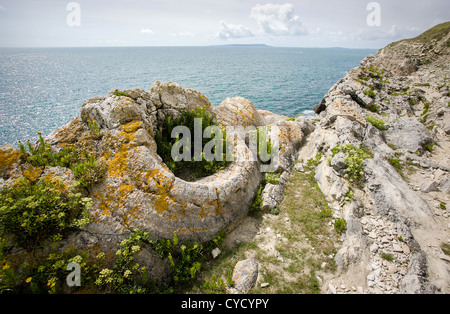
[216,21,254,40]
[140,29,154,34]
[0,4,7,11]
[250,3,307,36]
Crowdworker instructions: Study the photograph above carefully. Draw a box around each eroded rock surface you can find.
[302,22,450,294]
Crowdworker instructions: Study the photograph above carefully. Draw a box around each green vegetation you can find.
[0,227,227,294]
[441,243,450,256]
[201,274,233,294]
[19,133,79,169]
[248,171,281,215]
[365,116,389,131]
[388,156,402,170]
[155,107,231,181]
[368,104,380,113]
[286,114,300,122]
[409,97,418,106]
[403,21,450,44]
[364,88,376,99]
[87,120,103,139]
[151,232,208,287]
[440,203,446,210]
[71,154,108,189]
[18,133,107,190]
[0,178,91,252]
[305,153,323,171]
[94,229,154,294]
[332,144,372,187]
[358,66,391,93]
[380,252,394,262]
[263,172,281,185]
[334,218,347,234]
[419,102,431,124]
[248,185,263,214]
[249,126,276,165]
[96,230,226,293]
[113,90,130,97]
[184,153,341,294]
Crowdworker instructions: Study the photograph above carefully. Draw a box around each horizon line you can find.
[0,44,382,50]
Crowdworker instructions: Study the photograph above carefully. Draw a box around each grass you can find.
[391,21,450,46]
[380,252,394,262]
[405,21,450,44]
[188,161,340,294]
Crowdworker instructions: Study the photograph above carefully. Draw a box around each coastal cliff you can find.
[305,21,450,293]
[0,22,449,294]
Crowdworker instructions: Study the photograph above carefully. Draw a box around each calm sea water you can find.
[0,46,376,145]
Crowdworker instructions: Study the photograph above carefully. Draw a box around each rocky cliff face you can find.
[306,22,450,293]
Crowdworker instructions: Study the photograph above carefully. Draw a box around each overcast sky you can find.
[0,0,449,48]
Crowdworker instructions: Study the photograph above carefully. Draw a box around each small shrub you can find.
[113,90,130,97]
[368,104,380,113]
[365,116,389,131]
[440,203,447,210]
[87,120,103,139]
[248,185,263,214]
[334,218,346,234]
[95,229,151,294]
[364,88,376,99]
[270,206,280,215]
[18,134,106,189]
[71,154,107,189]
[305,153,322,171]
[422,102,430,116]
[149,231,225,289]
[155,107,231,181]
[332,144,372,187]
[19,133,80,169]
[388,157,402,170]
[263,172,281,185]
[409,97,418,106]
[249,126,276,164]
[0,178,92,251]
[380,252,394,262]
[441,243,450,256]
[286,115,300,122]
[317,207,333,219]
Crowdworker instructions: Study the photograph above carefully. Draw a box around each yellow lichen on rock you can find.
[107,145,129,178]
[22,164,42,182]
[0,147,22,170]
[92,183,133,219]
[122,120,143,134]
[107,121,143,178]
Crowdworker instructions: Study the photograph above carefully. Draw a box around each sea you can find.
[0,46,376,146]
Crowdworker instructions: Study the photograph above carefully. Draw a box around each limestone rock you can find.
[385,117,433,153]
[315,162,349,203]
[365,157,432,219]
[261,183,284,211]
[420,181,439,193]
[214,97,264,128]
[230,258,259,294]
